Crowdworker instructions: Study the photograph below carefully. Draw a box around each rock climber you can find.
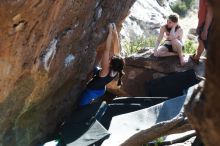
[79,23,125,106]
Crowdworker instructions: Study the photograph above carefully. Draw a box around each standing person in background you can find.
[79,23,125,107]
[154,14,186,66]
[190,0,213,64]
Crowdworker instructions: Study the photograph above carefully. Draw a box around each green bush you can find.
[170,0,195,17]
[170,1,188,17]
[124,36,157,56]
[143,137,164,146]
[155,137,163,146]
[185,0,195,8]
[184,40,197,54]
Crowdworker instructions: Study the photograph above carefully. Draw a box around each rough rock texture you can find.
[0,0,135,146]
[185,0,220,146]
[107,48,205,97]
[120,0,172,42]
[120,0,199,50]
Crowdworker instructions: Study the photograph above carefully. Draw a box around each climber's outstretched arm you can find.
[100,24,114,77]
[112,24,121,56]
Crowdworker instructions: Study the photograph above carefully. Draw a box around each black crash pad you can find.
[146,69,200,98]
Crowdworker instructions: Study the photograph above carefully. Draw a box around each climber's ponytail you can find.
[117,70,125,86]
[110,55,125,86]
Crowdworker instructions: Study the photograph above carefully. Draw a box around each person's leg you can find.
[191,24,206,62]
[156,45,178,57]
[171,39,185,66]
[194,39,205,60]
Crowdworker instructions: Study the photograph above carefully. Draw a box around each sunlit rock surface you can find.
[0,0,135,145]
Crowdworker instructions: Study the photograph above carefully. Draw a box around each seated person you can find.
[79,23,125,107]
[154,14,186,66]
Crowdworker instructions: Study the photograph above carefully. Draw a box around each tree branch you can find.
[120,113,193,146]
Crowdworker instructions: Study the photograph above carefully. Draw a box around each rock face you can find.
[0,0,135,146]
[120,0,173,43]
[120,0,199,48]
[185,1,220,146]
[107,48,205,97]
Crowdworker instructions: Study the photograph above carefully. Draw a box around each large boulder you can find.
[0,0,135,146]
[107,48,205,97]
